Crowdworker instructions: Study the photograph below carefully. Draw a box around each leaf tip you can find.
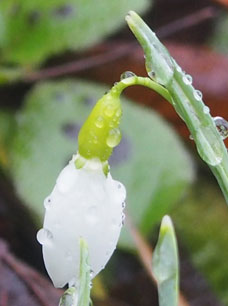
[161,215,174,233]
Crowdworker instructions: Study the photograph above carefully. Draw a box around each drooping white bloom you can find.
[37,154,126,288]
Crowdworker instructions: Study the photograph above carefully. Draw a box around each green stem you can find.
[111,75,172,103]
[126,11,228,204]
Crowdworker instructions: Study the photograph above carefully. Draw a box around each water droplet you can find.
[37,228,53,245]
[87,149,91,156]
[120,71,136,80]
[122,202,126,208]
[148,70,156,79]
[68,277,76,288]
[104,105,115,117]
[189,134,194,140]
[193,89,203,101]
[176,65,182,73]
[86,206,99,225]
[117,183,123,189]
[183,74,192,85]
[115,108,121,118]
[89,281,93,289]
[90,269,94,278]
[214,116,228,139]
[106,129,121,148]
[203,106,210,115]
[121,213,125,225]
[44,197,51,209]
[109,121,115,128]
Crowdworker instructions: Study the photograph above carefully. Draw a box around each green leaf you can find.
[0,110,16,169]
[78,239,91,306]
[210,14,228,54]
[0,0,150,67]
[59,238,91,306]
[8,80,194,249]
[152,216,179,306]
[126,11,228,204]
[171,181,228,305]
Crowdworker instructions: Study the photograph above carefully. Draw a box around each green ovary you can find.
[78,91,122,162]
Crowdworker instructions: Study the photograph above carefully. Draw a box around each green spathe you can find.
[78,90,122,162]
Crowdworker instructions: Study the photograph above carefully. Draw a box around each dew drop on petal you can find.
[37,228,53,245]
[120,71,136,80]
[121,213,125,226]
[214,116,228,139]
[44,197,51,209]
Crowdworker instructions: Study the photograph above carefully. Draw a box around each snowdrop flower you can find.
[37,87,126,288]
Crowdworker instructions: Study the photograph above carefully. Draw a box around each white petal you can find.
[37,156,126,288]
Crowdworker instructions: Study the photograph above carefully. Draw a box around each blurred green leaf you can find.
[152,216,179,306]
[0,0,150,67]
[0,110,16,168]
[210,14,228,54]
[59,239,91,306]
[8,80,194,249]
[0,66,25,84]
[171,180,228,305]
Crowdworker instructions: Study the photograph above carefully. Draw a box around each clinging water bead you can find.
[120,71,136,80]
[214,116,228,140]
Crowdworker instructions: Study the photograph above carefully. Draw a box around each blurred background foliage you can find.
[0,0,228,305]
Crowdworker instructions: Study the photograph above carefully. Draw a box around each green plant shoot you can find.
[126,11,228,204]
[152,215,179,306]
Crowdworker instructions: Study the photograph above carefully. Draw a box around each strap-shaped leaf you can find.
[126,11,228,204]
[59,238,91,306]
[152,216,179,306]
